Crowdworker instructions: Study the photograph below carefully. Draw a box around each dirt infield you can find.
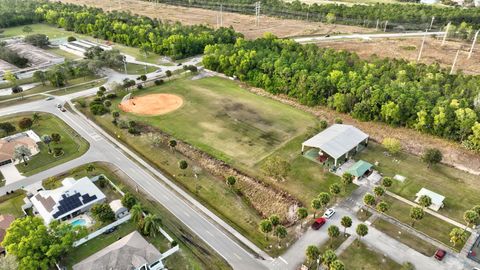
[119,94,183,115]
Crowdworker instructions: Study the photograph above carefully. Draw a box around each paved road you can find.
[293,31,446,44]
[0,59,272,269]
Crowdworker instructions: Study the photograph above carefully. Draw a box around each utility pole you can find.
[417,29,428,61]
[442,22,451,46]
[450,49,460,75]
[255,2,261,27]
[468,29,479,59]
[123,56,128,75]
[220,4,223,27]
[383,20,388,32]
[429,16,435,31]
[375,19,379,31]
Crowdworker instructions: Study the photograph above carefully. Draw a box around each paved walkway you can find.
[386,191,472,233]
[335,235,355,256]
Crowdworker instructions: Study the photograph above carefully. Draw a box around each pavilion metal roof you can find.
[302,124,369,159]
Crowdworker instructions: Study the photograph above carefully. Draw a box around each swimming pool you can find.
[71,218,87,227]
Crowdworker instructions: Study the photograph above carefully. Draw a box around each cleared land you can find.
[339,240,401,270]
[0,113,89,176]
[357,142,480,223]
[58,0,373,39]
[317,37,480,75]
[119,94,183,115]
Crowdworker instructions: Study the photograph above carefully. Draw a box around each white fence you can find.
[73,214,131,247]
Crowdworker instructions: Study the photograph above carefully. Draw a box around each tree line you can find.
[202,34,480,151]
[31,1,241,59]
[151,0,480,31]
[0,0,42,28]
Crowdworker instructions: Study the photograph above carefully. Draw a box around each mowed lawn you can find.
[357,142,480,223]
[339,240,401,270]
[116,76,317,167]
[0,192,26,218]
[0,113,89,176]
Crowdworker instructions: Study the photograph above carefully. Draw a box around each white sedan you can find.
[322,208,336,219]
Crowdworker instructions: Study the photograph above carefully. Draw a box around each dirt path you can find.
[58,0,372,39]
[317,37,480,75]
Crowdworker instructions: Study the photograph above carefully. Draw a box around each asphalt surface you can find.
[0,61,274,270]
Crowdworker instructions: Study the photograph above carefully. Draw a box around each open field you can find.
[113,62,158,75]
[382,195,469,250]
[0,192,25,218]
[339,240,401,270]
[317,37,480,75]
[58,0,373,39]
[357,142,480,223]
[0,113,89,176]
[115,76,317,167]
[372,218,437,256]
[49,163,229,269]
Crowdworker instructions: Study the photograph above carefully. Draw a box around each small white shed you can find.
[415,188,445,211]
[109,199,128,220]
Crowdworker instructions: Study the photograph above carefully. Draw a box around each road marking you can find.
[233,253,242,260]
[184,212,190,217]
[206,230,214,237]
[279,256,288,264]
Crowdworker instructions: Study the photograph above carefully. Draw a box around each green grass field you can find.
[372,218,437,256]
[339,240,401,270]
[114,76,317,167]
[0,192,26,218]
[113,62,158,75]
[357,142,480,223]
[0,113,89,176]
[382,195,469,251]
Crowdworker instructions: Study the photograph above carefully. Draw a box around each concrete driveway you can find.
[0,163,25,185]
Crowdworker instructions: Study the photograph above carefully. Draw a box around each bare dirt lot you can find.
[119,94,183,115]
[58,0,372,39]
[317,37,480,75]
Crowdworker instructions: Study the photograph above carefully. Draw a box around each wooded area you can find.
[202,35,480,151]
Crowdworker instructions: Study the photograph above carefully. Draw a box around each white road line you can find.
[206,230,214,237]
[279,256,288,265]
[233,253,242,260]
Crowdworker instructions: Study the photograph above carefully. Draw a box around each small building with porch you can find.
[345,160,373,179]
[302,124,369,168]
[415,188,445,211]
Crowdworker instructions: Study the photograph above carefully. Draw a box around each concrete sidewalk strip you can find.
[335,235,355,256]
[386,191,471,232]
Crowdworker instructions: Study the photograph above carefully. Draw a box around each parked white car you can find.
[323,208,336,219]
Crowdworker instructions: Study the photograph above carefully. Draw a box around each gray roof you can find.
[302,124,369,159]
[73,231,161,270]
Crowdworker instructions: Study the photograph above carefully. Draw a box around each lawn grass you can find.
[319,234,350,253]
[372,218,437,256]
[254,133,357,207]
[46,47,80,60]
[60,163,230,270]
[382,195,469,251]
[356,142,480,223]
[112,76,317,167]
[339,240,401,270]
[0,113,89,176]
[0,192,25,218]
[113,62,158,75]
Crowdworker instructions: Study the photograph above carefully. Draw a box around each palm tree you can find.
[321,249,337,269]
[340,216,352,235]
[42,134,52,153]
[463,210,479,230]
[409,207,424,227]
[14,145,32,166]
[143,214,162,237]
[259,219,273,240]
[311,198,322,218]
[274,225,287,246]
[297,207,308,228]
[329,183,341,202]
[327,225,340,247]
[356,224,368,246]
[449,227,467,247]
[305,245,320,267]
[130,204,144,224]
[418,195,432,209]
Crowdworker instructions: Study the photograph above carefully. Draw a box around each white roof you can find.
[109,199,127,214]
[302,124,369,159]
[31,177,106,224]
[415,188,445,206]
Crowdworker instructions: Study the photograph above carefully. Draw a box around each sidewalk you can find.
[387,191,472,233]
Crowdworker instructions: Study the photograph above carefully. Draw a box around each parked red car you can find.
[311,218,326,230]
[434,249,446,261]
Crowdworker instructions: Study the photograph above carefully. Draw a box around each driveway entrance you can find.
[0,163,25,185]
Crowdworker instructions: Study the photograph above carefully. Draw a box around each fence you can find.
[73,214,131,247]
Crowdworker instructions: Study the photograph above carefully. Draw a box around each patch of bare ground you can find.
[317,37,480,75]
[138,124,300,224]
[239,83,480,176]
[58,0,373,39]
